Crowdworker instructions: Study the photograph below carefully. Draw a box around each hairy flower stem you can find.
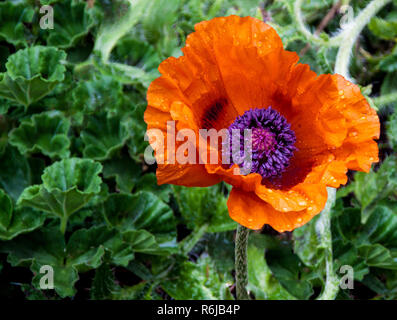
[334,0,392,79]
[317,188,340,300]
[235,224,250,300]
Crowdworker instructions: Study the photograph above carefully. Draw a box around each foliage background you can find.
[0,0,396,300]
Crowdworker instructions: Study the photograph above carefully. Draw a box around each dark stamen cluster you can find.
[227,107,296,179]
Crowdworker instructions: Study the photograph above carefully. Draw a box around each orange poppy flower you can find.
[144,15,380,232]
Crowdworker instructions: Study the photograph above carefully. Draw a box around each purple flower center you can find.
[227,107,296,179]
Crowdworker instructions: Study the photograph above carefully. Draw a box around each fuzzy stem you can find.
[334,0,392,78]
[294,0,342,47]
[373,91,397,108]
[235,224,250,300]
[317,188,340,300]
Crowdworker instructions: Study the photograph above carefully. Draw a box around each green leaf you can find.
[205,232,235,274]
[123,229,175,255]
[72,74,124,115]
[0,46,67,107]
[103,156,142,193]
[111,37,161,72]
[0,186,46,240]
[351,156,397,222]
[103,192,176,237]
[247,233,296,300]
[173,184,237,233]
[45,1,96,48]
[293,212,324,268]
[368,17,397,40]
[379,50,397,73]
[0,189,12,231]
[359,244,397,270]
[0,2,34,46]
[127,104,148,161]
[66,226,134,269]
[9,111,71,159]
[81,113,131,160]
[161,256,233,300]
[0,145,32,201]
[90,260,116,300]
[0,226,78,297]
[266,244,314,299]
[0,224,135,297]
[360,205,397,248]
[0,207,46,241]
[135,173,172,203]
[94,0,147,61]
[17,158,102,229]
[111,281,155,300]
[93,57,154,88]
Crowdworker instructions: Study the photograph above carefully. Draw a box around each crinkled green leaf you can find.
[9,111,71,159]
[103,156,141,193]
[135,173,172,203]
[0,225,134,297]
[161,256,233,300]
[0,227,77,297]
[66,226,134,270]
[72,75,123,115]
[173,184,237,233]
[127,104,148,161]
[266,243,314,299]
[102,192,177,251]
[0,145,31,201]
[0,189,12,231]
[0,46,66,107]
[0,207,46,241]
[205,231,235,274]
[0,2,34,46]
[111,281,155,300]
[359,244,397,270]
[103,192,175,235]
[247,233,297,300]
[123,229,175,255]
[45,1,96,48]
[90,259,116,300]
[81,113,131,160]
[0,185,45,240]
[17,158,102,222]
[94,0,147,61]
[351,156,397,222]
[94,58,154,88]
[112,37,161,73]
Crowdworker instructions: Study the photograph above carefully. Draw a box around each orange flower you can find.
[144,15,380,232]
